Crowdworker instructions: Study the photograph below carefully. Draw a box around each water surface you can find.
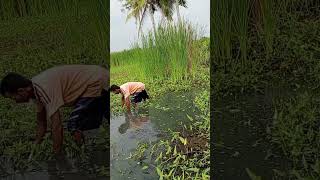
[110,92,199,179]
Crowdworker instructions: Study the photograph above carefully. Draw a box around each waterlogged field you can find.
[212,0,320,179]
[110,22,210,179]
[0,1,109,179]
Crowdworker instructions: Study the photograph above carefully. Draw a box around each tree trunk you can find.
[137,16,142,38]
[175,0,181,24]
[150,13,156,36]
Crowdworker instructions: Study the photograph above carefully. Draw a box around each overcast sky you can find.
[110,0,210,52]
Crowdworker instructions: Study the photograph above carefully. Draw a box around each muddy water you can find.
[110,92,200,180]
[0,91,199,180]
[1,171,101,180]
[1,128,109,180]
[214,87,294,179]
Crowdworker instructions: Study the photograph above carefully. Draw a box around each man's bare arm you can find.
[34,106,47,144]
[51,110,63,154]
[125,96,131,112]
[121,95,125,107]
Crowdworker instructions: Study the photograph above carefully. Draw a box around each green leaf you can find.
[186,114,193,121]
[156,152,163,162]
[156,167,164,180]
[312,160,320,173]
[173,145,177,155]
[291,169,303,180]
[245,168,262,180]
[166,146,172,155]
[142,165,148,170]
[179,137,187,145]
[302,156,308,170]
[168,168,175,176]
[187,168,199,172]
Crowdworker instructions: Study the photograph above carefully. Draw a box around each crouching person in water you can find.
[110,82,149,113]
[0,65,109,155]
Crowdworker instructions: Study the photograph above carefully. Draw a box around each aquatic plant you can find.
[271,92,320,179]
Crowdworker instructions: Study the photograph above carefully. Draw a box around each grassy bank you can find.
[212,0,320,178]
[111,22,210,179]
[0,0,109,177]
[212,0,320,96]
[271,92,320,179]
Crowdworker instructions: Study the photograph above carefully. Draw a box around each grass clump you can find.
[0,0,109,177]
[270,93,320,179]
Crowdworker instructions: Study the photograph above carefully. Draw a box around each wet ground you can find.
[213,87,294,179]
[0,91,200,180]
[110,92,200,180]
[1,128,109,180]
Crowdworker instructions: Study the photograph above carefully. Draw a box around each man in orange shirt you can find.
[0,65,109,155]
[110,82,149,113]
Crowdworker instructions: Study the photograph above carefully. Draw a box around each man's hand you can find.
[125,96,131,113]
[72,130,84,146]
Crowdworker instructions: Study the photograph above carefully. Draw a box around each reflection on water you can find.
[111,92,199,180]
[110,111,159,180]
[1,92,198,180]
[118,113,150,134]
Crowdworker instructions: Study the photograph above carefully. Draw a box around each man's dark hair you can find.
[0,73,32,96]
[110,84,120,91]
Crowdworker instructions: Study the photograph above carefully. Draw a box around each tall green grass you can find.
[0,0,68,19]
[234,0,250,66]
[211,0,233,71]
[111,21,200,82]
[140,22,196,81]
[211,0,278,66]
[0,0,109,66]
[260,0,276,60]
[111,48,142,67]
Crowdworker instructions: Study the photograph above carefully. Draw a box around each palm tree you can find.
[153,0,187,24]
[121,0,187,36]
[174,0,187,24]
[121,0,158,37]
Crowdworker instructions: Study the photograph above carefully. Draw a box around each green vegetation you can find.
[111,21,210,179]
[0,0,109,177]
[212,0,320,96]
[212,0,320,178]
[271,93,320,179]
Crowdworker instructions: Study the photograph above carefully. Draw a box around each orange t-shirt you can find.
[120,82,145,99]
[31,65,109,121]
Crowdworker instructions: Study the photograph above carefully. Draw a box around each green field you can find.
[0,0,109,178]
[110,22,210,179]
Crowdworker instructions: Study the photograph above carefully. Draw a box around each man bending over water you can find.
[110,82,149,113]
[0,65,109,155]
